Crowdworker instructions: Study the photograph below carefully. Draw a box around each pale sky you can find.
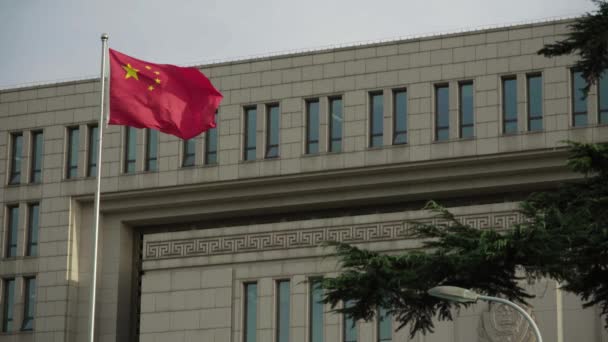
[0,0,596,89]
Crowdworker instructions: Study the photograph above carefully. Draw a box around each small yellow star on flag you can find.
[145,65,151,70]
[148,85,154,91]
[155,78,161,84]
[122,63,139,80]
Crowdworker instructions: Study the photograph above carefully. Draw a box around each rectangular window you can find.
[26,203,39,257]
[145,129,158,171]
[502,77,518,134]
[182,139,196,167]
[244,283,257,342]
[2,279,15,332]
[276,280,290,342]
[527,74,543,131]
[329,97,343,152]
[600,70,608,124]
[21,277,35,331]
[6,206,19,258]
[370,92,384,147]
[124,127,137,173]
[205,111,218,165]
[306,100,320,154]
[30,131,43,183]
[377,307,391,342]
[572,71,588,127]
[435,85,449,141]
[87,125,99,177]
[244,107,257,161]
[343,301,357,342]
[66,127,79,179]
[459,82,474,138]
[266,104,279,158]
[9,133,23,184]
[310,278,324,342]
[393,90,407,144]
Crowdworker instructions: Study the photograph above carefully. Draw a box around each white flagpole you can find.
[89,32,108,342]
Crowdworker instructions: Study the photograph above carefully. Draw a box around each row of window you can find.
[7,131,43,185]
[3,203,39,258]
[1,277,36,332]
[243,279,391,342]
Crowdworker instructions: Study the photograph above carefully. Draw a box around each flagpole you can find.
[89,32,108,342]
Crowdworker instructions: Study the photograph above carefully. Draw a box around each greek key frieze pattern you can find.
[144,211,524,260]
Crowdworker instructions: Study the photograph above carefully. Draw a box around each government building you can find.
[1,18,607,342]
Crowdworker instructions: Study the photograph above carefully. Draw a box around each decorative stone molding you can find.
[479,302,536,342]
[143,210,524,260]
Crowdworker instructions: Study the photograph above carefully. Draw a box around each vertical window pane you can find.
[21,278,35,331]
[245,283,257,342]
[266,105,279,158]
[330,98,343,152]
[527,74,543,131]
[310,278,324,342]
[10,134,23,184]
[393,90,407,144]
[67,127,79,178]
[600,70,608,124]
[377,307,391,342]
[31,132,43,183]
[370,93,383,147]
[459,83,474,138]
[125,127,137,173]
[572,71,588,127]
[343,301,357,342]
[306,100,320,154]
[87,126,99,177]
[145,129,158,171]
[502,77,518,134]
[27,203,39,257]
[2,279,15,332]
[6,206,19,258]
[205,111,218,165]
[435,85,449,141]
[182,138,196,167]
[277,280,290,342]
[245,108,257,161]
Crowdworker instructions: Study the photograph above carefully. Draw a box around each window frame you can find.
[309,277,324,342]
[599,70,608,124]
[124,127,137,174]
[435,84,450,141]
[87,124,99,177]
[571,70,588,127]
[377,306,392,342]
[265,103,280,159]
[66,126,79,179]
[275,279,290,342]
[392,89,408,145]
[26,203,39,257]
[501,76,518,134]
[2,278,15,332]
[369,91,384,148]
[526,73,543,131]
[30,131,43,183]
[205,110,219,165]
[182,138,196,167]
[305,99,320,155]
[243,282,258,342]
[5,205,19,258]
[329,96,343,152]
[343,301,357,342]
[243,106,257,161]
[9,133,23,185]
[21,277,35,331]
[458,81,474,139]
[144,129,158,172]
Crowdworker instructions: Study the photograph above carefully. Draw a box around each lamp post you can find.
[428,286,543,342]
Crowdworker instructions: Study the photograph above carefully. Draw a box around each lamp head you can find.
[428,286,480,303]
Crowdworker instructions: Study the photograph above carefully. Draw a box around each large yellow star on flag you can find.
[122,63,139,80]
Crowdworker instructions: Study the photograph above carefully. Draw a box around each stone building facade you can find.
[1,18,608,342]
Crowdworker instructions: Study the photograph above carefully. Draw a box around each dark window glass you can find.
[310,278,324,342]
[6,206,19,258]
[9,134,23,184]
[205,111,218,165]
[266,105,279,158]
[182,139,196,167]
[30,132,43,183]
[145,129,158,171]
[306,100,320,154]
[125,127,137,173]
[87,126,98,177]
[393,90,407,144]
[67,127,79,179]
[27,203,39,257]
[244,283,257,342]
[370,92,383,147]
[527,74,543,131]
[377,307,391,342]
[21,278,35,331]
[572,71,588,127]
[502,77,518,134]
[343,301,357,342]
[459,82,474,138]
[276,280,290,342]
[2,279,15,332]
[600,70,608,124]
[330,97,343,152]
[435,85,449,140]
[244,107,257,161]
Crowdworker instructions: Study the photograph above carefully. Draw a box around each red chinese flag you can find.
[108,49,222,140]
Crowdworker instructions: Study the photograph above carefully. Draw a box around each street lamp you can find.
[428,286,543,342]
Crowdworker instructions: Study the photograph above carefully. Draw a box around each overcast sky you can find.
[0,0,595,89]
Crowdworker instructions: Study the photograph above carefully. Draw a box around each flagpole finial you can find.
[101,33,109,41]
